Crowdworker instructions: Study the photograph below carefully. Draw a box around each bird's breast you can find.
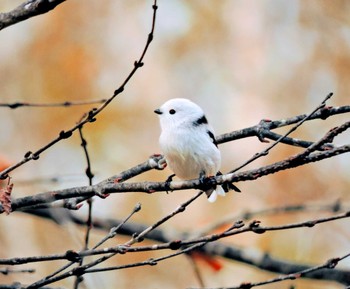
[159,130,220,179]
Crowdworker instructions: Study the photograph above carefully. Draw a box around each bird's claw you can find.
[149,154,167,170]
[165,174,175,193]
[198,172,217,191]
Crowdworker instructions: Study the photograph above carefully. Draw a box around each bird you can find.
[154,98,240,202]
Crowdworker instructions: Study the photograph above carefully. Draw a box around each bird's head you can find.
[154,98,205,131]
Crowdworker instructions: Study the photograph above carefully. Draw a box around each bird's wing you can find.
[207,130,218,148]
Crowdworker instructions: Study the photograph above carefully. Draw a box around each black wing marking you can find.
[207,130,218,147]
[193,115,208,126]
[193,115,217,147]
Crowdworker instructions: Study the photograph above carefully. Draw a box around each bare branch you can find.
[188,253,350,289]
[227,92,333,174]
[25,190,200,289]
[198,199,347,235]
[2,205,350,285]
[68,212,350,285]
[0,99,106,109]
[2,139,348,214]
[0,0,66,31]
[92,203,141,250]
[73,127,94,289]
[0,284,66,289]
[0,0,158,180]
[217,104,350,144]
[0,267,35,275]
[1,1,349,288]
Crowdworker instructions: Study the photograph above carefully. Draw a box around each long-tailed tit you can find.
[154,98,240,202]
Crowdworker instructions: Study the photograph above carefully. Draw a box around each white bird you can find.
[154,98,239,202]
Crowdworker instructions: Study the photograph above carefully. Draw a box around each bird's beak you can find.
[154,108,162,115]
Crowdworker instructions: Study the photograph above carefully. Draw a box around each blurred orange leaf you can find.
[0,154,11,172]
[191,251,223,272]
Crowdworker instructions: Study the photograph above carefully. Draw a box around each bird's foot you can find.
[165,174,175,193]
[149,154,167,170]
[198,172,217,191]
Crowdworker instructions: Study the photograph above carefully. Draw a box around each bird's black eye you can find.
[169,109,176,115]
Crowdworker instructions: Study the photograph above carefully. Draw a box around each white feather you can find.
[154,98,225,202]
[207,191,218,203]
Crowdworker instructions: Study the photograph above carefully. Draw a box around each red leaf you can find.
[191,252,224,272]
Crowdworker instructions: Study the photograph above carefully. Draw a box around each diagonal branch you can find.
[216,105,350,144]
[2,139,348,214]
[188,252,350,289]
[0,0,66,31]
[3,207,350,285]
[24,191,201,289]
[227,92,333,174]
[0,0,158,180]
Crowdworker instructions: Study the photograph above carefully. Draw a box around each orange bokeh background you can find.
[0,1,349,288]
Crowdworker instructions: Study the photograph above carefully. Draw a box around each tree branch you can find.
[3,205,349,285]
[0,0,158,180]
[2,139,348,214]
[0,99,106,109]
[216,105,350,144]
[0,0,66,31]
[188,252,350,289]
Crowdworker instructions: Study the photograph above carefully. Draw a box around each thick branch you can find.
[0,0,66,31]
[2,142,348,214]
[217,105,350,144]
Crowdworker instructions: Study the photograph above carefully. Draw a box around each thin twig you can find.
[92,203,141,250]
[228,92,334,174]
[20,203,141,286]
[253,129,333,150]
[197,199,347,235]
[0,99,106,109]
[217,104,350,144]
[0,0,158,180]
[25,190,200,289]
[2,209,349,270]
[188,252,350,289]
[2,205,350,285]
[73,127,94,289]
[0,267,35,275]
[79,212,350,283]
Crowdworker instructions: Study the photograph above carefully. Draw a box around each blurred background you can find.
[0,0,349,288]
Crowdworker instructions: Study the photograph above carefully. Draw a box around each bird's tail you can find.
[216,171,241,193]
[206,185,225,203]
